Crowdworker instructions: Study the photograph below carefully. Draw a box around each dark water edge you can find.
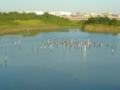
[0,27,120,37]
[0,28,69,36]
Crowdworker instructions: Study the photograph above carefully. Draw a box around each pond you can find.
[0,28,120,90]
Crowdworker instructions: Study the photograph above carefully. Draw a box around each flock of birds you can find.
[0,38,117,66]
[30,38,117,54]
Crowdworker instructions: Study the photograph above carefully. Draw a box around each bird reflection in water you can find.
[18,45,21,51]
[32,46,34,52]
[0,61,2,67]
[14,41,17,47]
[5,61,7,67]
[4,54,8,67]
[84,52,86,60]
[37,45,39,52]
[49,43,52,51]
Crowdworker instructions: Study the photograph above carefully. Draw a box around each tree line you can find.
[0,12,74,26]
[0,12,36,20]
[83,17,120,26]
[1,12,119,28]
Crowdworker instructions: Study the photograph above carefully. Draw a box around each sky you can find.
[0,0,120,14]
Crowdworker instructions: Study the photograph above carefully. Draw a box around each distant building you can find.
[82,13,104,18]
[23,11,44,15]
[20,11,71,16]
[48,11,71,16]
[48,11,60,16]
[118,15,120,17]
[82,13,91,17]
[60,12,71,16]
[103,12,113,15]
[35,11,44,15]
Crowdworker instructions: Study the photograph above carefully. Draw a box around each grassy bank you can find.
[0,19,75,36]
[0,20,60,34]
[82,17,120,33]
[83,24,120,33]
[0,19,82,35]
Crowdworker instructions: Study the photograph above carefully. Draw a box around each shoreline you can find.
[83,25,120,33]
[0,25,72,36]
[1,24,120,36]
[0,24,81,34]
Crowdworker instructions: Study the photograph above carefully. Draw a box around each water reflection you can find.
[18,45,21,51]
[32,46,34,52]
[5,60,7,67]
[0,61,2,66]
[1,46,3,48]
[4,54,8,67]
[68,28,82,33]
[49,43,52,51]
[63,51,66,58]
[84,52,86,60]
[14,41,17,46]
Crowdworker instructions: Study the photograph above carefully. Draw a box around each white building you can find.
[21,11,71,16]
[35,11,44,15]
[24,11,44,15]
[82,13,100,17]
[60,12,72,16]
[48,11,71,16]
[48,11,60,16]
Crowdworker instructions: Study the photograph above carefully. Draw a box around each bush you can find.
[84,17,120,26]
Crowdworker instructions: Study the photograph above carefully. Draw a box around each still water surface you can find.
[0,28,120,90]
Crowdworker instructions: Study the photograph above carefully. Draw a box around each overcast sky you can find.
[0,0,120,14]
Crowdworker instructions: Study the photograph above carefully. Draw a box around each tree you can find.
[110,18,118,26]
[43,12,50,18]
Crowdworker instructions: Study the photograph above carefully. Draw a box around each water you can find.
[0,28,120,90]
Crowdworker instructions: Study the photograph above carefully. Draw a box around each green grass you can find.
[0,19,82,32]
[14,20,45,25]
[0,19,83,36]
[0,20,60,32]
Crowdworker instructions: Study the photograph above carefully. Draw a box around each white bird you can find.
[44,44,46,50]
[50,43,52,51]
[4,54,8,61]
[18,40,20,45]
[14,41,17,46]
[84,44,87,52]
